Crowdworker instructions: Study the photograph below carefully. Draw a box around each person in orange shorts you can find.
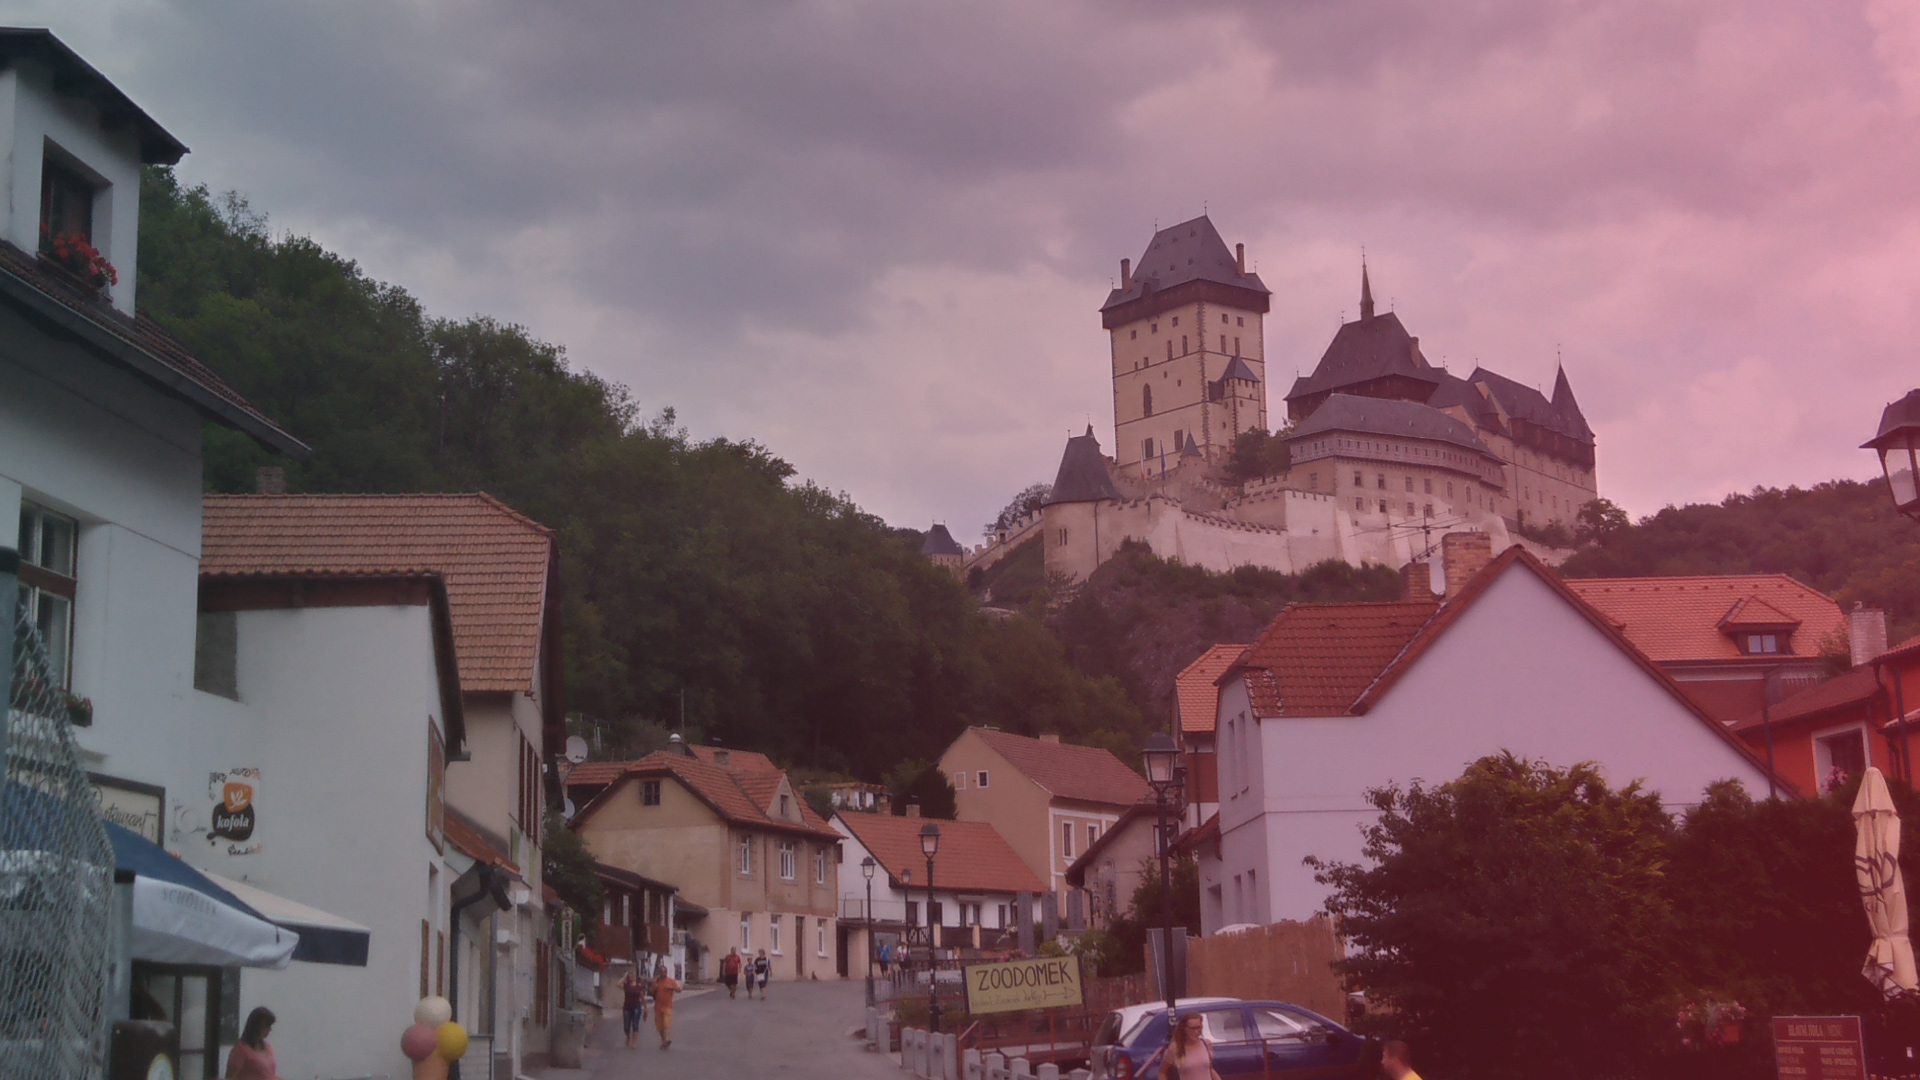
[650,963,682,1049]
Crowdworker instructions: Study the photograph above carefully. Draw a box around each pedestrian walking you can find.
[878,940,891,976]
[619,969,647,1050]
[1159,1011,1220,1080]
[225,1007,284,1080]
[722,946,742,999]
[1381,1040,1422,1080]
[753,948,771,998]
[651,962,682,1049]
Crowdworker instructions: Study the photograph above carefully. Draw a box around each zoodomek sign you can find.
[963,956,1083,1016]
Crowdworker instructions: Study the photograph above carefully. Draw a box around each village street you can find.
[541,981,899,1080]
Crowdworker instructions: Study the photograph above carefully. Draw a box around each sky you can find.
[19,0,1920,541]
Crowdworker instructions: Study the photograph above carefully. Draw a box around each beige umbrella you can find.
[1854,766,1919,998]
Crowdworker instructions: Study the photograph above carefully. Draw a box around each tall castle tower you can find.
[1100,216,1271,475]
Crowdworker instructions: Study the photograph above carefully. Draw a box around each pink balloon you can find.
[401,1024,439,1062]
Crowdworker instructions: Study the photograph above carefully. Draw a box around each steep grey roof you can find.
[920,523,964,556]
[1469,366,1594,445]
[1426,371,1499,428]
[1220,355,1260,383]
[1288,394,1496,457]
[1285,311,1438,402]
[1180,433,1203,458]
[1044,426,1123,505]
[1100,215,1269,312]
[1550,366,1594,439]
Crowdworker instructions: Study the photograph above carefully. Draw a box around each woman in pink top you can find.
[225,1007,284,1080]
[1160,1012,1222,1080]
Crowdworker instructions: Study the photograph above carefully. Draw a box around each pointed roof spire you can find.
[1359,260,1375,321]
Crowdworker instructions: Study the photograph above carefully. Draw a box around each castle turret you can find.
[1041,426,1122,583]
[920,523,964,576]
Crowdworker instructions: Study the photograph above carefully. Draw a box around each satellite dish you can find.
[564,735,588,765]
[563,797,577,821]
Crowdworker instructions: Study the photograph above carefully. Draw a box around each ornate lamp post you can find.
[920,822,942,1033]
[1867,389,1920,522]
[1142,732,1182,1019]
[862,855,878,1005]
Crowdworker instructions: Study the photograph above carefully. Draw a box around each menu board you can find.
[1773,1016,1867,1080]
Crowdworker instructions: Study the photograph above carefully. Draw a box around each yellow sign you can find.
[963,956,1084,1015]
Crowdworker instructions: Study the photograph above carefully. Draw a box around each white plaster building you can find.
[832,809,1044,968]
[1197,537,1779,932]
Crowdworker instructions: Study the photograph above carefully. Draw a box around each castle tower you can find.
[1100,216,1271,475]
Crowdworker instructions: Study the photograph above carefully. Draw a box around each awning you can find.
[202,870,370,966]
[107,820,297,969]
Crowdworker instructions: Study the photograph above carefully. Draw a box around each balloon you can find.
[435,1021,469,1061]
[414,996,452,1028]
[401,1024,438,1062]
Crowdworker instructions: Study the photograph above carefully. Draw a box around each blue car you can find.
[1091,999,1377,1080]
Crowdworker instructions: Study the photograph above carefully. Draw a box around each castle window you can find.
[1234,337,1241,354]
[1407,502,1416,516]
[1354,472,1363,486]
[1376,474,1386,489]
[1167,342,1173,361]
[1181,335,1188,354]
[1309,473,1318,490]
[1131,330,1137,340]
[1424,478,1433,494]
[40,158,95,242]
[1222,313,1229,323]
[1405,477,1414,492]
[1236,316,1245,326]
[1447,482,1455,498]
[1220,335,1226,351]
[1171,316,1179,327]
[1143,438,1154,459]
[1173,429,1183,451]
[1381,499,1390,513]
[1142,386,1153,417]
[1356,498,1365,512]
[1151,322,1158,333]
[1058,528,1069,546]
[1423,504,1433,517]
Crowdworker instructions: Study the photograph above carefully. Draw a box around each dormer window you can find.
[1719,596,1798,657]
[1743,634,1780,655]
[40,158,94,242]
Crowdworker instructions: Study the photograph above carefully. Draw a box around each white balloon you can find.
[414,996,452,1028]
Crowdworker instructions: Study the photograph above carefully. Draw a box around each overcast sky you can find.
[22,0,1920,539]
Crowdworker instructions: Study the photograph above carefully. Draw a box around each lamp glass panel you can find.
[1143,747,1176,786]
[1886,443,1920,511]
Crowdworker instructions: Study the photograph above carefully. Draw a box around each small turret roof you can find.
[1044,426,1123,505]
[920,524,964,556]
[1220,355,1260,383]
[1101,215,1269,313]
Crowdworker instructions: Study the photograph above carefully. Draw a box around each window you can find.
[516,733,540,831]
[1251,1007,1315,1040]
[1220,334,1226,351]
[815,847,828,884]
[1355,498,1365,512]
[1171,316,1179,327]
[1181,335,1188,354]
[18,504,77,689]
[1424,478,1433,494]
[1448,482,1455,498]
[1237,316,1245,326]
[1309,473,1318,490]
[1222,313,1229,324]
[954,771,967,791]
[1142,385,1153,417]
[1354,471,1363,487]
[1376,474,1387,490]
[1407,502,1415,516]
[817,920,828,956]
[741,915,752,949]
[771,916,782,954]
[738,836,753,875]
[1744,634,1780,655]
[1167,341,1174,361]
[1202,1006,1249,1042]
[1061,821,1075,859]
[906,900,919,925]
[193,611,238,700]
[1087,824,1099,851]
[621,894,631,927]
[1143,438,1155,461]
[1234,337,1241,353]
[997,903,1009,927]
[976,770,989,788]
[1381,499,1390,513]
[1405,476,1415,492]
[1130,329,1137,340]
[929,900,944,924]
[1151,322,1158,333]
[1817,727,1870,790]
[1058,528,1069,547]
[1172,430,1183,453]
[1423,504,1433,517]
[779,841,796,880]
[39,158,94,242]
[641,780,662,806]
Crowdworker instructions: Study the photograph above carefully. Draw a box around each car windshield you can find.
[1119,1014,1157,1047]
[1095,1012,1122,1047]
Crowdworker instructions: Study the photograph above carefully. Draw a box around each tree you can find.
[987,483,1052,538]
[543,811,605,931]
[1224,428,1291,485]
[1084,854,1201,977]
[885,760,957,819]
[1311,753,1680,1080]
[1575,497,1631,544]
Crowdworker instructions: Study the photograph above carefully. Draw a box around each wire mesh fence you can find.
[0,599,114,1080]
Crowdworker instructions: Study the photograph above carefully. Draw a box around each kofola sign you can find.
[1773,1016,1866,1080]
[964,956,1083,1015]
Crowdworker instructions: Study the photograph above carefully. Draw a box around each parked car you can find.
[1091,998,1377,1080]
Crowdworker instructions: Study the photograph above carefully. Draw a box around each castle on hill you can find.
[963,216,1597,585]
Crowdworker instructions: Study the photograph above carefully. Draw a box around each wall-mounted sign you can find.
[427,719,446,853]
[962,955,1084,1016]
[207,768,262,856]
[1773,1016,1866,1080]
[90,773,164,844]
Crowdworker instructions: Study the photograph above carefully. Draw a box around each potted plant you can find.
[38,226,118,295]
[62,690,93,727]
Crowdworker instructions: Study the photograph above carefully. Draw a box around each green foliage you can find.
[969,536,1046,610]
[987,483,1051,537]
[139,167,1145,779]
[1575,497,1631,544]
[1224,428,1292,485]
[1312,754,1680,1080]
[1091,854,1201,977]
[884,760,957,819]
[1560,479,1920,642]
[542,811,605,930]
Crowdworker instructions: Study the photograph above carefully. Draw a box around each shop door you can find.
[131,963,224,1079]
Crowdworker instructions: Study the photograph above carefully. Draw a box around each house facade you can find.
[568,744,841,981]
[938,727,1151,906]
[1063,804,1164,930]
[1203,539,1779,931]
[1175,643,1242,830]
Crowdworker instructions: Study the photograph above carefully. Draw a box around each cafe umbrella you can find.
[1854,766,1918,998]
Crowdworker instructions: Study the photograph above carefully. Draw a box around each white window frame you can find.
[817,920,828,957]
[779,840,796,881]
[1061,820,1074,860]
[954,771,967,791]
[976,770,989,789]
[1814,721,1872,791]
[740,914,751,949]
[814,847,827,885]
[770,915,783,955]
[18,503,78,689]
[738,836,752,876]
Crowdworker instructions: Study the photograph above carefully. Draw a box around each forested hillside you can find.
[1563,481,1920,641]
[137,168,1144,778]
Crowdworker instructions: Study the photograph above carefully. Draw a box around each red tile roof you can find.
[689,746,780,775]
[1562,574,1845,665]
[963,728,1151,807]
[1730,667,1881,732]
[445,809,519,876]
[835,813,1045,895]
[201,494,557,696]
[1226,600,1439,717]
[1064,803,1157,887]
[572,750,839,841]
[1177,645,1245,734]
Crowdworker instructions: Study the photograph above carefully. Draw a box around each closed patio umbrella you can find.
[1853,767,1918,998]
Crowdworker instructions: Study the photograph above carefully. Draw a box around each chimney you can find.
[1441,532,1495,597]
[1039,732,1061,744]
[254,466,287,495]
[1236,243,1246,275]
[1402,561,1433,601]
[905,802,921,819]
[1120,258,1132,290]
[1850,603,1889,668]
[714,750,730,768]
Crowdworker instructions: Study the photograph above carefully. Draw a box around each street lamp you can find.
[861,855,877,1006]
[1142,732,1182,1019]
[920,822,942,1033]
[1866,389,1920,521]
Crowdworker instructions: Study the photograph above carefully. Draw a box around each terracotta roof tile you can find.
[1562,575,1845,665]
[689,746,780,774]
[573,750,839,841]
[835,813,1045,895]
[1228,600,1439,717]
[444,809,519,876]
[201,494,555,694]
[965,728,1151,807]
[1729,667,1880,732]
[1176,645,1246,734]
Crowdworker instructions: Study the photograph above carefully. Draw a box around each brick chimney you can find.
[1120,258,1132,290]
[1402,561,1433,601]
[1850,603,1889,668]
[1441,532,1495,597]
[1039,732,1061,744]
[254,466,287,495]
[1236,243,1246,275]
[905,802,921,819]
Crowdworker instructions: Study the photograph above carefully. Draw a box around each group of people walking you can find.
[618,964,682,1050]
[720,946,771,998]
